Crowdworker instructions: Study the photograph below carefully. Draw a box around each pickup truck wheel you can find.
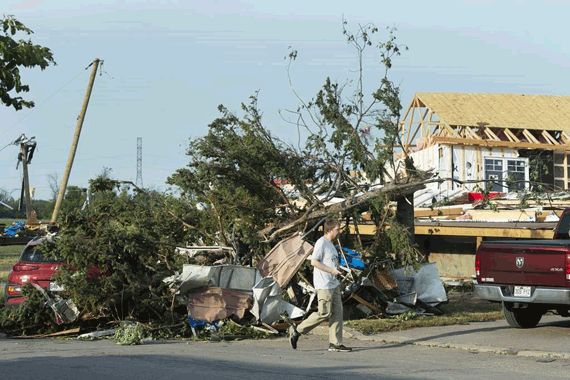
[502,302,543,328]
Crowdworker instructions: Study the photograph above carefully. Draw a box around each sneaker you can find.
[328,344,352,352]
[289,327,300,350]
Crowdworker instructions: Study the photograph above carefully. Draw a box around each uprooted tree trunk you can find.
[260,177,432,243]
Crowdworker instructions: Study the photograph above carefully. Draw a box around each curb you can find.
[343,326,570,360]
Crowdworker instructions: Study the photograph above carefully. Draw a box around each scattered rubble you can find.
[163,230,449,338]
[31,283,79,325]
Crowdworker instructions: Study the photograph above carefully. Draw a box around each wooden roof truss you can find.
[401,95,570,153]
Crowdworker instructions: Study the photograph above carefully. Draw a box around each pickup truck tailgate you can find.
[478,240,570,287]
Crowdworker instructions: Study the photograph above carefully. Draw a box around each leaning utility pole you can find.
[136,137,143,188]
[51,58,101,223]
[14,134,37,223]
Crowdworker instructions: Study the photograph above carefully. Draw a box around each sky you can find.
[1,0,570,200]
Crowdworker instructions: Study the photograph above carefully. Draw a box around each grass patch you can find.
[0,218,23,228]
[0,245,23,255]
[347,311,503,335]
[346,291,503,335]
[0,218,24,224]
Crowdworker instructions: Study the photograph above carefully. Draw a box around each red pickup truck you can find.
[475,209,570,328]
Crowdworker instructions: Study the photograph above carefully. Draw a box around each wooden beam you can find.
[504,128,519,143]
[564,153,568,190]
[400,98,413,129]
[349,223,555,239]
[432,136,570,152]
[461,145,465,182]
[414,207,464,218]
[415,225,554,239]
[406,105,416,145]
[425,111,433,139]
[562,131,570,143]
[522,129,540,144]
[407,109,429,148]
[348,292,381,313]
[419,108,429,127]
[441,124,461,138]
[542,130,560,145]
[484,127,500,141]
[463,126,481,140]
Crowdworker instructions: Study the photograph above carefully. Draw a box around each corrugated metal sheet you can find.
[415,92,570,131]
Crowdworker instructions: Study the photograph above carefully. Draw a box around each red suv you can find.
[5,237,63,305]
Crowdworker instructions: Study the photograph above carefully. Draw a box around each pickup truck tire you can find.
[502,302,543,328]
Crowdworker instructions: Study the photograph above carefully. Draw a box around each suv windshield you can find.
[20,245,60,263]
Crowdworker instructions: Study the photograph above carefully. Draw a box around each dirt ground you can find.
[441,288,502,314]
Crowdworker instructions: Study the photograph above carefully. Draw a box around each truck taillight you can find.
[566,255,570,281]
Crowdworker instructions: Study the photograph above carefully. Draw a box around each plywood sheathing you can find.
[415,93,570,132]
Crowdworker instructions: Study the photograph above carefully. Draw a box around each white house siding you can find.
[408,144,522,202]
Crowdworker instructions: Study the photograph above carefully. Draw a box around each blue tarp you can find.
[338,247,366,270]
[3,221,25,237]
[187,315,208,329]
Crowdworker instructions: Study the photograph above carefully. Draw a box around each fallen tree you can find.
[0,21,431,336]
[168,22,427,263]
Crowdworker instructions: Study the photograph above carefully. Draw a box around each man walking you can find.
[289,219,352,352]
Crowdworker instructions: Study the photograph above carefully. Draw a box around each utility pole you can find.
[20,143,32,222]
[51,58,101,223]
[136,137,143,188]
[14,134,37,224]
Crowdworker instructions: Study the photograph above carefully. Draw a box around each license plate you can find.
[49,282,64,292]
[513,286,531,297]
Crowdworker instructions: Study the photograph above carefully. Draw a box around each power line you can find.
[0,68,87,141]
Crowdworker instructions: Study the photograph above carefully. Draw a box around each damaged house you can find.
[396,92,570,281]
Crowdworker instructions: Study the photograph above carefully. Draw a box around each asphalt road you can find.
[356,314,570,359]
[1,321,570,380]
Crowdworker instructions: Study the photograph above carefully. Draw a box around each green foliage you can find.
[0,286,58,335]
[393,310,418,321]
[113,322,148,345]
[169,96,314,261]
[0,15,56,110]
[384,223,423,268]
[527,150,553,192]
[170,21,418,265]
[303,23,408,183]
[362,194,423,266]
[43,178,191,324]
[60,186,87,214]
[1,21,425,337]
[208,320,269,341]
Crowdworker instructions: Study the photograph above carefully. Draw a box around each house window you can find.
[484,157,528,192]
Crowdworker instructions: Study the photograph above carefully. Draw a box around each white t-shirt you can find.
[311,236,340,289]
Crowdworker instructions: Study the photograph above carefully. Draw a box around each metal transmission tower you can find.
[136,137,143,188]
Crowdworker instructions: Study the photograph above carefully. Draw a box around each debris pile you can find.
[163,231,448,337]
